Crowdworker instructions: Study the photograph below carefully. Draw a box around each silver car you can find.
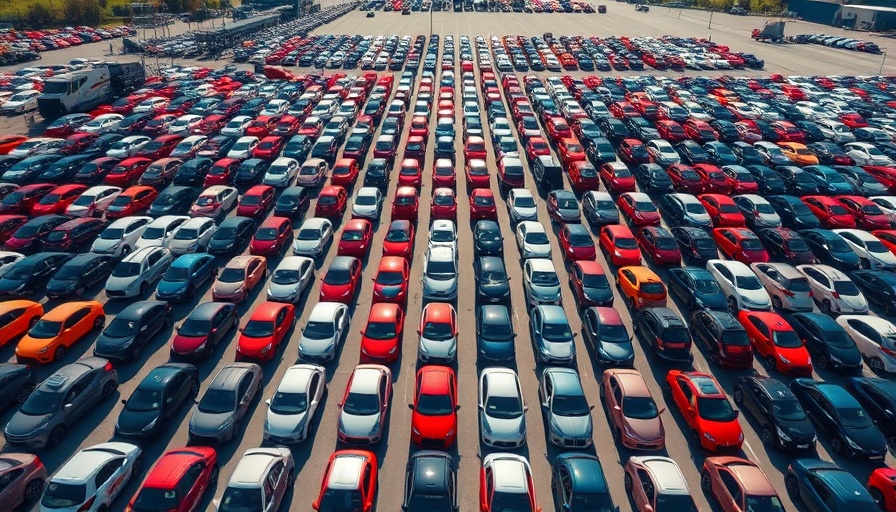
[418,302,458,363]
[40,442,143,512]
[105,246,173,299]
[267,256,315,303]
[167,217,217,255]
[421,245,458,300]
[538,367,593,448]
[263,364,325,444]
[292,217,333,258]
[91,216,151,258]
[188,363,262,444]
[337,364,392,444]
[298,302,350,362]
[507,188,538,223]
[516,221,552,259]
[479,367,527,448]
[751,262,814,312]
[263,157,299,188]
[135,215,189,250]
[523,258,562,307]
[216,447,295,512]
[351,187,384,220]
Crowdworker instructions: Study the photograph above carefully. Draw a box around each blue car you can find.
[155,253,217,302]
[668,267,727,311]
[551,453,614,512]
[476,305,515,363]
[802,165,857,195]
[786,458,877,512]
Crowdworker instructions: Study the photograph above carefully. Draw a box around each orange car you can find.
[0,135,26,155]
[16,301,105,364]
[616,266,667,309]
[0,300,43,347]
[211,255,267,303]
[777,142,819,166]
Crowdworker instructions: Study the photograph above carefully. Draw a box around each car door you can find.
[165,370,189,416]
[65,306,93,343]
[267,460,287,510]
[275,307,291,343]
[247,260,262,289]
[675,377,696,426]
[235,372,254,421]
[178,461,208,512]
[96,456,127,505]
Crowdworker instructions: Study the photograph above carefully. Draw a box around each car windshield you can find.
[141,226,166,240]
[426,258,455,277]
[720,329,750,346]
[834,280,860,296]
[542,321,572,342]
[772,329,802,348]
[297,228,322,241]
[41,482,87,509]
[406,493,454,512]
[622,395,660,420]
[28,319,63,339]
[552,393,589,416]
[131,487,180,511]
[867,241,889,254]
[772,399,807,421]
[839,406,873,428]
[735,275,762,290]
[431,229,454,243]
[104,317,137,338]
[163,265,191,282]
[376,270,404,285]
[218,487,262,512]
[218,267,245,283]
[304,321,334,339]
[20,388,63,415]
[691,277,720,294]
[126,387,162,412]
[486,394,522,419]
[531,271,559,286]
[615,237,637,250]
[490,491,532,512]
[745,496,784,512]
[198,388,234,414]
[416,392,453,415]
[741,239,763,251]
[656,494,698,512]
[254,227,279,241]
[272,269,301,285]
[178,316,211,337]
[174,228,198,240]
[242,319,274,338]
[318,489,364,512]
[525,231,549,244]
[270,391,307,415]
[386,228,409,242]
[342,391,379,415]
[356,194,377,206]
[697,396,737,421]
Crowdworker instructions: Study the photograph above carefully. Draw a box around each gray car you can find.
[4,357,119,449]
[479,367,527,448]
[188,363,262,445]
[529,305,577,365]
[523,258,562,307]
[582,191,620,226]
[337,364,392,445]
[539,367,594,448]
[216,447,295,512]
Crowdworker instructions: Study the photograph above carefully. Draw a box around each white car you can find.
[297,302,350,362]
[870,196,896,226]
[65,185,121,218]
[480,454,536,507]
[816,119,856,143]
[0,90,39,114]
[263,157,300,188]
[507,188,538,223]
[169,135,207,159]
[845,142,895,166]
[418,302,458,363]
[798,264,869,314]
[8,137,64,159]
[351,187,384,220]
[422,245,459,301]
[523,258,562,307]
[261,99,290,117]
[226,136,260,160]
[105,246,173,298]
[292,217,333,258]
[263,364,326,443]
[190,185,238,219]
[220,115,252,137]
[135,215,189,249]
[479,367,527,448]
[516,221,552,259]
[167,217,217,255]
[834,229,896,270]
[40,442,143,512]
[428,219,457,253]
[105,135,151,159]
[91,216,152,257]
[168,114,203,135]
[267,256,315,303]
[837,315,896,373]
[78,113,124,134]
[131,96,168,114]
[707,259,772,312]
[646,139,681,167]
[214,447,295,511]
[336,364,392,444]
[0,251,23,279]
[750,262,814,312]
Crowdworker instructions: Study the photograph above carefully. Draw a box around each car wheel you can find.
[815,353,828,369]
[821,299,832,314]
[870,487,886,510]
[48,426,66,448]
[623,472,633,492]
[93,315,105,330]
[871,357,885,372]
[130,342,143,361]
[727,296,738,314]
[54,345,66,362]
[134,453,145,474]
[700,470,712,492]
[101,380,118,399]
[23,478,43,501]
[831,437,844,454]
[772,296,783,310]
[785,475,800,499]
[210,465,220,486]
[732,387,744,404]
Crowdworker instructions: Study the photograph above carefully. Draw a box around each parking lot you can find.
[3,5,896,512]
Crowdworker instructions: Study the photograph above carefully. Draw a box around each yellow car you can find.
[0,300,43,347]
[778,142,819,166]
[16,301,105,364]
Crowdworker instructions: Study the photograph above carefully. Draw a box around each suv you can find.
[691,310,753,368]
[634,307,693,363]
[532,154,562,189]
[218,447,295,511]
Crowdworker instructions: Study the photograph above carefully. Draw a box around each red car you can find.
[44,115,91,138]
[204,158,240,187]
[31,184,87,216]
[721,165,760,194]
[0,215,27,245]
[525,137,551,161]
[411,365,458,448]
[666,370,744,452]
[127,446,218,512]
[556,137,586,166]
[397,158,422,188]
[470,188,497,220]
[359,302,405,363]
[106,185,157,219]
[337,218,373,259]
[567,161,599,191]
[315,186,348,219]
[271,115,300,138]
[463,136,487,161]
[867,468,896,512]
[610,101,639,119]
[331,158,360,187]
[666,164,704,194]
[558,223,596,261]
[636,225,682,266]
[738,310,812,376]
[617,192,661,226]
[771,120,805,143]
[568,260,610,307]
[693,164,731,194]
[372,256,410,305]
[236,185,275,218]
[245,115,279,138]
[600,162,636,194]
[391,186,418,222]
[863,166,896,193]
[194,114,227,135]
[299,117,323,138]
[136,134,182,160]
[545,116,573,142]
[105,157,152,187]
[836,195,891,229]
[713,227,770,263]
[802,195,858,228]
[683,119,718,143]
[408,116,429,140]
[252,135,285,160]
[319,256,362,303]
[656,119,688,142]
[699,194,747,227]
[382,220,414,259]
[840,112,868,129]
[404,135,426,161]
[249,216,292,256]
[236,301,295,361]
[312,450,377,512]
[618,138,652,165]
[431,187,457,220]
[59,132,99,155]
[465,159,490,189]
[432,158,456,189]
[600,224,642,266]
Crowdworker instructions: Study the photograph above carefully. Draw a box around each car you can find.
[262,364,325,445]
[0,251,70,298]
[430,187,457,220]
[262,157,300,188]
[319,255,362,304]
[837,315,896,373]
[478,367,526,448]
[44,252,113,299]
[707,259,772,313]
[188,362,262,444]
[115,362,197,440]
[147,185,197,217]
[15,300,105,365]
[850,269,896,314]
[788,312,862,373]
[666,370,744,451]
[292,217,333,258]
[713,227,770,264]
[170,301,238,360]
[600,161,636,194]
[479,453,539,512]
[0,362,37,410]
[379,221,412,262]
[836,196,891,230]
[127,446,218,512]
[217,447,295,512]
[167,217,216,255]
[297,302,350,363]
[351,187,384,221]
[798,263,869,314]
[667,266,726,312]
[402,451,458,511]
[699,194,746,228]
[421,245,458,301]
[633,306,693,363]
[786,459,877,512]
[155,253,217,303]
[749,261,814,312]
[521,258,561,308]
[105,246,173,299]
[545,190,580,224]
[0,451,45,509]
[739,310,812,375]
[506,188,538,223]
[473,219,503,257]
[40,442,143,512]
[312,450,377,512]
[236,301,296,361]
[372,255,410,305]
[265,255,314,304]
[336,364,391,445]
[600,368,664,451]
[31,184,88,216]
[790,378,886,460]
[669,227,716,265]
[701,457,785,512]
[658,193,712,229]
[834,228,896,269]
[691,309,753,368]
[4,357,118,449]
[411,365,458,449]
[248,216,292,257]
[236,185,275,219]
[732,373,817,453]
[89,216,150,258]
[190,184,237,220]
[624,456,698,511]
[94,300,171,362]
[529,304,576,364]
[599,224,641,266]
[800,228,862,270]
[416,301,458,363]
[617,265,667,310]
[391,186,419,222]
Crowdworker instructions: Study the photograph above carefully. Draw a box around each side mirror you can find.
[734,410,740,418]
[613,405,621,411]
[120,399,127,405]
[643,507,653,512]
[478,403,484,410]
[64,403,73,411]
[589,404,595,410]
[658,407,666,414]
[408,403,415,410]
[265,399,271,406]
[455,404,461,411]
[312,501,319,511]
[360,330,365,336]
[562,504,571,512]
[523,405,529,412]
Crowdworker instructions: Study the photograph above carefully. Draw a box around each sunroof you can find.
[692,376,720,395]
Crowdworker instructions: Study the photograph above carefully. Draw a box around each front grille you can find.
[105,289,127,298]
[491,440,519,448]
[421,438,444,448]
[189,434,220,445]
[563,438,588,448]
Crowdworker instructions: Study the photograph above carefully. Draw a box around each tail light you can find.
[881,347,896,358]
[77,497,96,512]
[104,361,114,372]
[783,290,795,297]
[655,336,664,348]
[832,292,840,299]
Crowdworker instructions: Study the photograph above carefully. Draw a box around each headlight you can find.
[388,346,397,354]
[218,418,233,431]
[446,429,455,437]
[38,347,48,354]
[779,354,790,363]
[703,432,715,442]
[412,426,420,435]
[142,417,158,432]
[260,343,272,354]
[776,427,792,442]
[829,354,842,364]
[845,436,861,450]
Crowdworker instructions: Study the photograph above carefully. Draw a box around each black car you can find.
[3,155,63,184]
[766,195,821,230]
[756,228,816,264]
[282,135,313,162]
[671,226,718,264]
[847,377,896,445]
[656,195,711,229]
[744,165,787,195]
[790,312,863,373]
[148,185,199,217]
[274,186,310,219]
[171,301,239,360]
[115,363,199,440]
[585,137,617,165]
[598,117,631,143]
[45,253,114,299]
[402,451,458,511]
[473,220,503,256]
[476,304,515,363]
[633,307,692,363]
[807,142,854,166]
[38,153,101,183]
[94,300,172,361]
[0,252,73,298]
[732,375,816,451]
[117,113,152,134]
[2,215,68,254]
[833,165,889,196]
[625,117,660,141]
[776,166,821,196]
[800,228,862,270]
[86,133,125,154]
[172,157,213,186]
[795,121,826,142]
[709,120,739,143]
[581,306,634,366]
[731,142,766,166]
[363,158,390,189]
[668,266,726,310]
[790,378,886,460]
[43,217,107,252]
[207,216,255,256]
[675,140,711,165]
[550,453,615,512]
[0,363,36,411]
[850,270,896,314]
[474,256,510,303]
[196,135,235,160]
[632,164,673,193]
[691,309,753,368]
[231,158,268,189]
[703,141,739,166]
[802,164,856,195]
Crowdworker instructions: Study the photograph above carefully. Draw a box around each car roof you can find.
[225,255,262,269]
[188,301,230,321]
[228,448,287,488]
[349,365,385,394]
[545,367,582,394]
[527,258,555,273]
[418,366,453,394]
[482,368,518,397]
[557,454,609,494]
[489,455,529,492]
[682,373,726,397]
[42,300,98,321]
[638,456,689,494]
[54,442,135,482]
[815,381,858,407]
[327,453,366,489]
[209,363,256,392]
[277,365,319,393]
[309,301,345,322]
[410,451,451,492]
[117,300,166,321]
[423,302,453,322]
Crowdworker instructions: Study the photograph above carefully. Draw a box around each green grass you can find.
[0,0,134,24]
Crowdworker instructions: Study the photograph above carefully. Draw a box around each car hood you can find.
[697,290,729,309]
[420,336,457,359]
[266,409,309,436]
[777,416,816,444]
[268,282,301,299]
[413,411,454,438]
[190,409,233,435]
[597,340,634,361]
[157,279,188,294]
[214,281,244,295]
[845,424,886,451]
[95,333,136,353]
[530,283,561,300]
[540,339,576,359]
[423,275,458,293]
[511,205,537,217]
[699,418,742,445]
[483,414,524,439]
[105,275,137,291]
[91,239,121,252]
[352,204,379,216]
[839,293,868,310]
[172,334,207,353]
[739,288,771,309]
[479,278,510,296]
[0,278,27,293]
[5,411,51,437]
[117,408,160,434]
[625,416,664,442]
[293,239,322,252]
[828,344,863,366]
[299,335,336,357]
[338,410,381,438]
[551,412,592,438]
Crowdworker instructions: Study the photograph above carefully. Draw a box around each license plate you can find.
[870,455,885,460]
[797,444,809,449]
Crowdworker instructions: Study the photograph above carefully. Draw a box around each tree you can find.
[22,4,57,29]
[64,0,102,26]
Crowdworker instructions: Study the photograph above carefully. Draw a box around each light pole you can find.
[429,4,433,38]
[881,49,888,75]
[708,10,713,30]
